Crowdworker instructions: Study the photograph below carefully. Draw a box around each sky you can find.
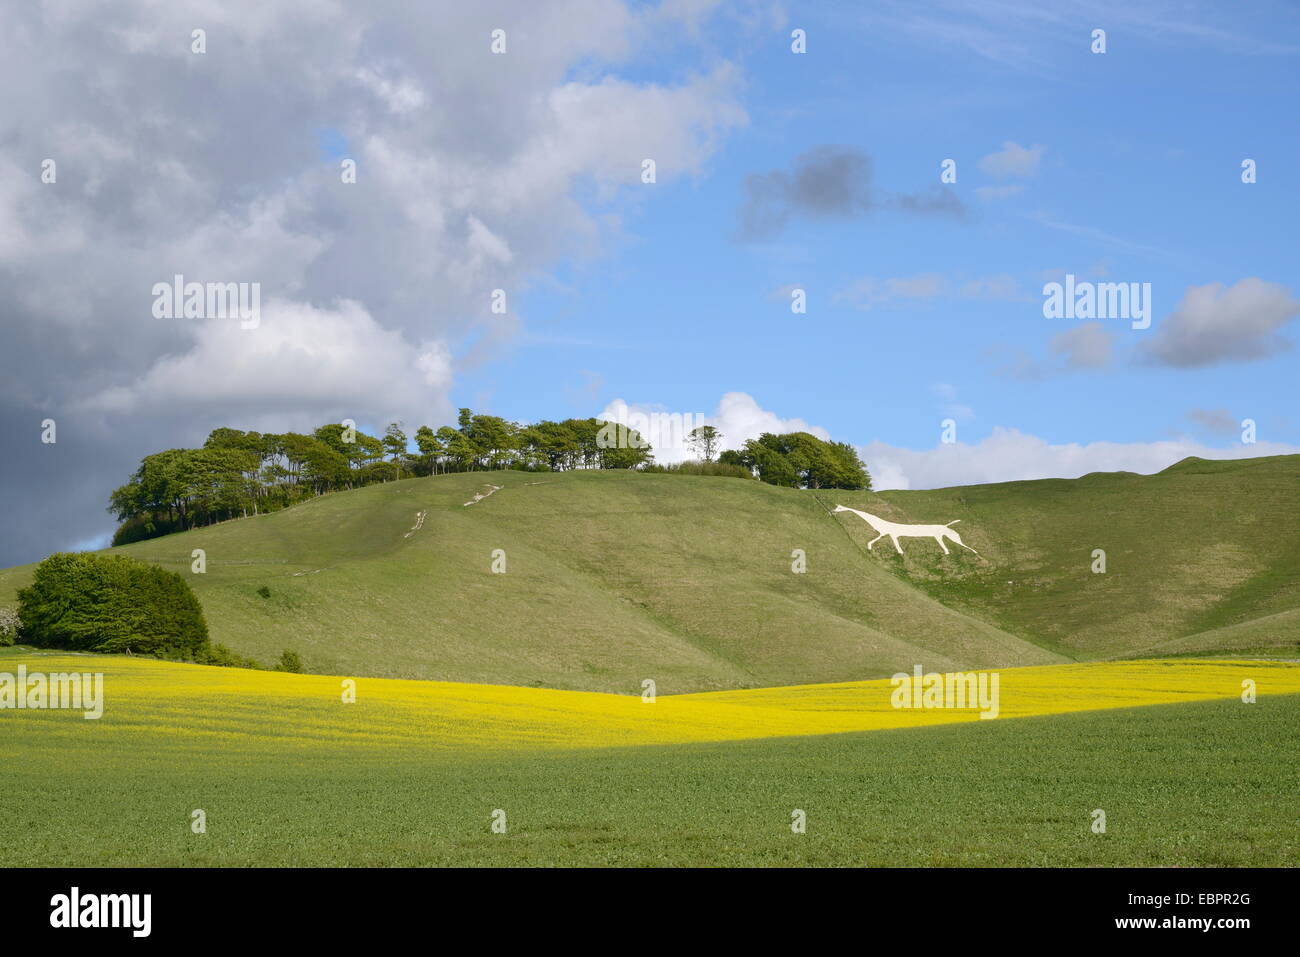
[1,0,1298,566]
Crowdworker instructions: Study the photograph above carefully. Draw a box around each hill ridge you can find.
[2,454,1298,691]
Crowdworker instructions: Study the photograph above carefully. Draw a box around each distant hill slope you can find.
[1,454,1295,691]
[860,454,1300,661]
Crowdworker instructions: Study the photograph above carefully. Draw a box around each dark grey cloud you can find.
[735,145,964,240]
[0,0,747,567]
[0,406,138,564]
[737,146,873,239]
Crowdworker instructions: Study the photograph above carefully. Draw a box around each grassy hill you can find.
[866,454,1300,661]
[1,454,1297,691]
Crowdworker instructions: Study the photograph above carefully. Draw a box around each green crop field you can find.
[2,676,1294,867]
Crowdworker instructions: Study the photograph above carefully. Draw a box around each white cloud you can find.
[711,391,830,448]
[860,427,1299,490]
[466,214,515,267]
[836,274,948,310]
[932,382,975,422]
[1143,278,1300,367]
[958,274,1022,300]
[599,391,829,462]
[542,67,746,194]
[353,66,427,115]
[79,299,454,432]
[979,141,1044,178]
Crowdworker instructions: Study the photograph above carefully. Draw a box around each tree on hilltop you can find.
[687,425,722,462]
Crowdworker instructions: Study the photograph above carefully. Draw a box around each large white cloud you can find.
[1,0,749,400]
[599,392,829,462]
[0,0,752,565]
[78,299,453,433]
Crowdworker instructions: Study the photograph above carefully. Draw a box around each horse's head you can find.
[833,504,850,512]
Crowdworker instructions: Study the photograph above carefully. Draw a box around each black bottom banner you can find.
[2,866,1282,943]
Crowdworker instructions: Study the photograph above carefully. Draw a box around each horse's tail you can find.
[945,520,961,527]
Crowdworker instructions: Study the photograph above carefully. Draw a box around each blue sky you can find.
[450,1,1300,481]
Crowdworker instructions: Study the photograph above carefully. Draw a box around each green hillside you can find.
[2,454,1297,691]
[865,454,1300,660]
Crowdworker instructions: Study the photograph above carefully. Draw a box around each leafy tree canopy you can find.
[17,552,209,656]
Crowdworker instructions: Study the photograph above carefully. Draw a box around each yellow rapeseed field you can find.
[2,654,1296,758]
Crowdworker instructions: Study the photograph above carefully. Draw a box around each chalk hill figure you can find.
[833,505,980,556]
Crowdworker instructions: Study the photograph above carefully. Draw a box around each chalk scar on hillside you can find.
[403,510,428,538]
[463,485,502,507]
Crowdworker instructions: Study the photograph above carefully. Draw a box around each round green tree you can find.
[17,552,210,656]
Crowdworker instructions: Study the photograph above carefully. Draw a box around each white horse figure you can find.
[833,505,979,556]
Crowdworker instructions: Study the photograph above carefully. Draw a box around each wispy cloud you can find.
[851,0,1300,75]
[1030,214,1169,257]
[837,272,1027,310]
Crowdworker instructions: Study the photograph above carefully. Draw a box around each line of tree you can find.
[719,432,870,490]
[109,410,652,544]
[107,411,868,546]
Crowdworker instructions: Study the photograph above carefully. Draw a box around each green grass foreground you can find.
[4,694,1295,867]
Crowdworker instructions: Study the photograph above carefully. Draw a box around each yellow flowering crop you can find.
[2,654,1295,759]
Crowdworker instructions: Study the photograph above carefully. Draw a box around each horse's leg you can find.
[936,535,950,554]
[867,533,883,550]
[891,535,904,555]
